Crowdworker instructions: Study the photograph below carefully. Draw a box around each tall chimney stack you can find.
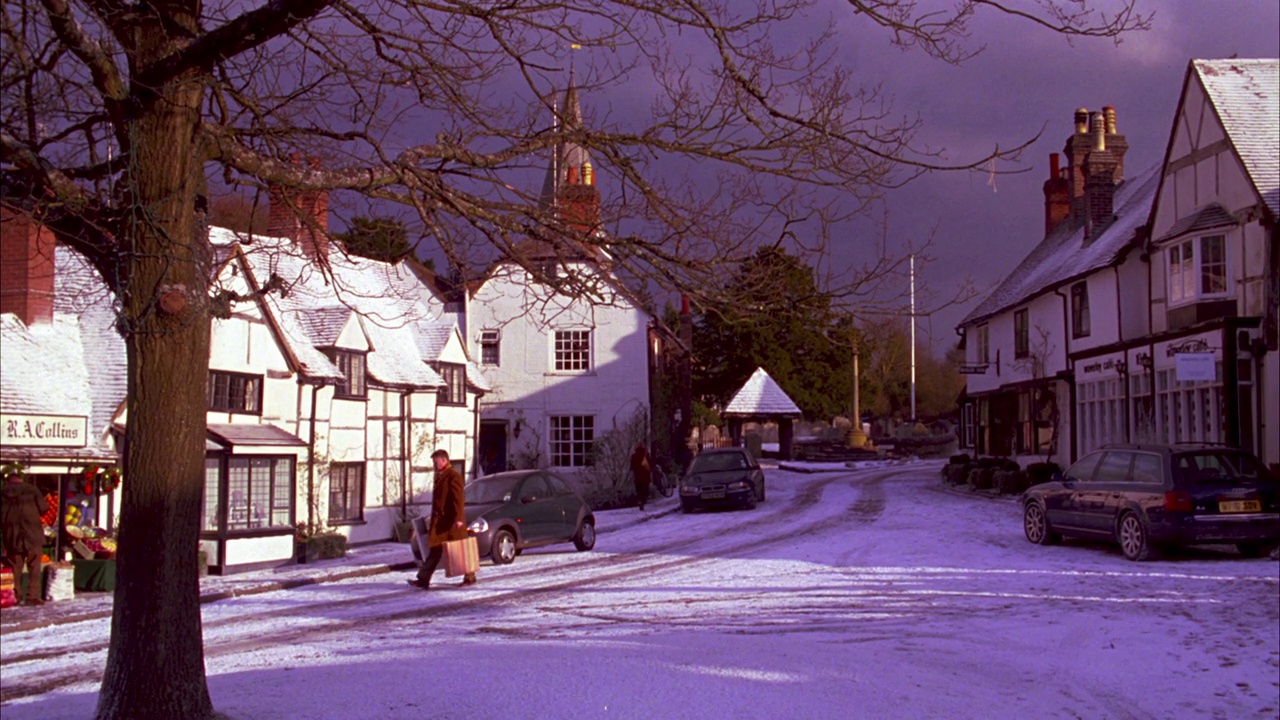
[1043,153,1070,237]
[0,204,56,327]
[267,156,330,261]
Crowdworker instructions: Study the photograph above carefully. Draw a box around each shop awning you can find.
[206,423,307,450]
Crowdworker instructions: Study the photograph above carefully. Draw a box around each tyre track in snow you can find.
[2,468,890,703]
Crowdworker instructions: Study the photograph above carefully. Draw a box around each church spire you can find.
[539,74,597,227]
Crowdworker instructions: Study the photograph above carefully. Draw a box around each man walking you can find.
[2,468,47,606]
[408,449,476,589]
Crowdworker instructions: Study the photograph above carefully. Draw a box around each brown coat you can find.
[630,446,651,488]
[427,464,468,548]
[2,480,46,556]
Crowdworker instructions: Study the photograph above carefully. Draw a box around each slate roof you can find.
[961,165,1160,325]
[723,367,802,417]
[1155,202,1238,243]
[1194,59,1280,217]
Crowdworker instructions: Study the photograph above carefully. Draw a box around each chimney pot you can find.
[1049,153,1060,179]
[1074,108,1090,135]
[1091,112,1106,151]
[1103,105,1117,135]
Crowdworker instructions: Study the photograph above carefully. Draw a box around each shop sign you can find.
[0,413,88,448]
[1175,353,1216,382]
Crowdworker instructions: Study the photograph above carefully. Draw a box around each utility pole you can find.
[910,253,917,423]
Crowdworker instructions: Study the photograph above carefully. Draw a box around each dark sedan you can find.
[679,447,766,513]
[1022,443,1279,561]
[464,470,595,565]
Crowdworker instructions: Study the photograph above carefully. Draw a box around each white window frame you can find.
[549,415,595,467]
[1167,235,1228,306]
[480,329,500,367]
[975,324,989,364]
[553,328,593,373]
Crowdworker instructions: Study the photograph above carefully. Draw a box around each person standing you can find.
[407,449,476,589]
[1,469,47,606]
[630,443,652,511]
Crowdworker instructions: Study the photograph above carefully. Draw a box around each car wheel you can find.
[573,519,596,551]
[680,499,694,514]
[1117,512,1158,561]
[1236,541,1271,559]
[491,529,517,565]
[759,481,766,503]
[744,492,757,510]
[1023,502,1059,545]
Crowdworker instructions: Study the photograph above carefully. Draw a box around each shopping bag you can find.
[443,536,479,577]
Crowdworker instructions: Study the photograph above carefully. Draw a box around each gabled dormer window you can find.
[438,363,466,406]
[332,350,366,399]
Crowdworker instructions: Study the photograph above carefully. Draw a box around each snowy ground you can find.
[2,459,1277,719]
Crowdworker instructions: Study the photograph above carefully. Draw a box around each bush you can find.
[995,470,1031,495]
[943,462,972,485]
[1026,462,1061,486]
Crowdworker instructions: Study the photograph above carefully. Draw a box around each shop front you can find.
[1,412,123,595]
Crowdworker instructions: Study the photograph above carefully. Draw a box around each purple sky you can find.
[824,1,1280,352]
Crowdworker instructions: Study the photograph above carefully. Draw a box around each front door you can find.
[478,422,508,475]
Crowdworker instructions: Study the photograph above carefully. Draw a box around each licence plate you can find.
[1218,499,1261,513]
[702,491,725,499]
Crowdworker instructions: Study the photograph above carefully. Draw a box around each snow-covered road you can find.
[3,460,1277,719]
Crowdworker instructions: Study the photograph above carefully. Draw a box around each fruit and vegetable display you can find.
[67,526,117,559]
[40,493,58,526]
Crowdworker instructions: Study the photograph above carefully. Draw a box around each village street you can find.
[2,459,1277,719]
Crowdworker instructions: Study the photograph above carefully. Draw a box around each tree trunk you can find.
[96,2,215,717]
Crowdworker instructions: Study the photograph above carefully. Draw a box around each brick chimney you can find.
[1042,153,1070,237]
[1062,105,1127,235]
[0,204,56,327]
[267,158,330,260]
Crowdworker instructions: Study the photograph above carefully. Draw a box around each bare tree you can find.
[0,1,1148,716]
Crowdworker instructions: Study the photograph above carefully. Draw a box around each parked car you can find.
[464,470,595,565]
[679,447,766,513]
[1022,443,1279,561]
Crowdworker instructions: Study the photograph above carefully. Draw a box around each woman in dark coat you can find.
[630,444,652,511]
[2,470,47,605]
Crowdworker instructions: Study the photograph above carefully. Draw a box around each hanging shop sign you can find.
[1174,353,1216,382]
[0,413,89,448]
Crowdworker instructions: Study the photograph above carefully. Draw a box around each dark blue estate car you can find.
[1022,443,1279,560]
[464,470,595,565]
[678,447,766,513]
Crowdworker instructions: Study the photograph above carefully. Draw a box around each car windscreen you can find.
[467,476,522,503]
[1175,452,1275,486]
[689,453,749,473]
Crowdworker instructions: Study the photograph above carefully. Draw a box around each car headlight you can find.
[467,518,489,534]
[680,484,699,496]
[727,480,750,490]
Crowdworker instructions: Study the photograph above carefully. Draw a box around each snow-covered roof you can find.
[223,229,472,391]
[723,367,802,417]
[1194,59,1279,217]
[961,165,1159,326]
[1155,202,1238,243]
[0,247,126,450]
